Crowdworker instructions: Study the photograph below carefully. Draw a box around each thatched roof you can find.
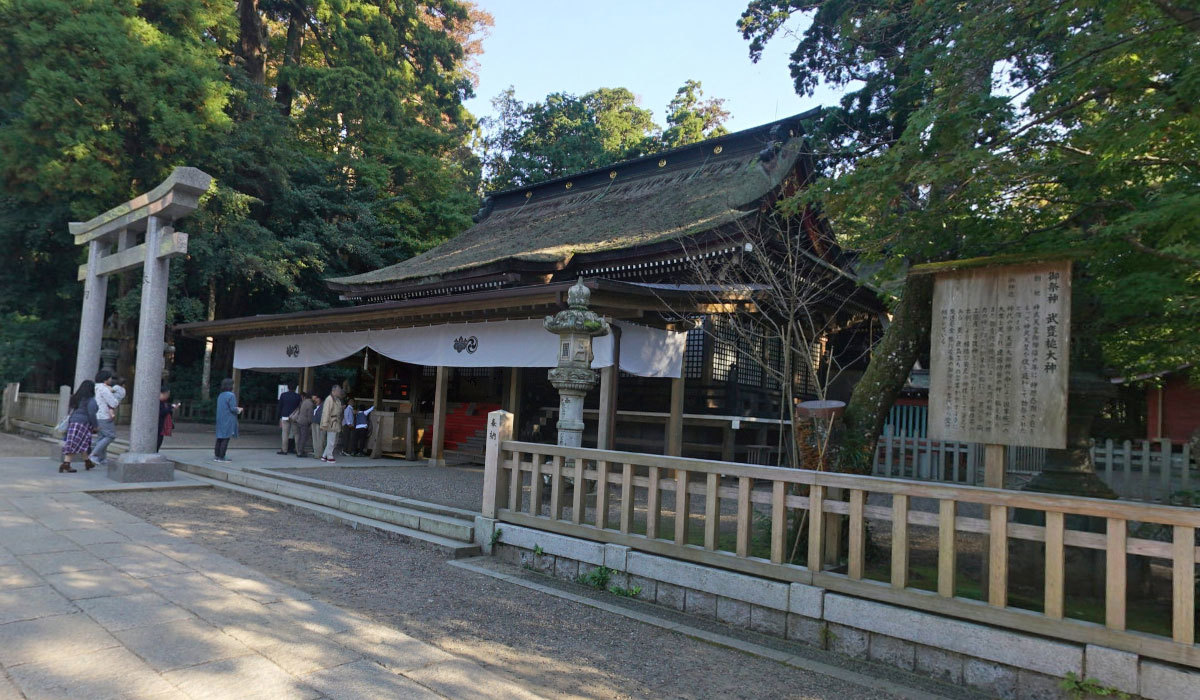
[326,111,818,297]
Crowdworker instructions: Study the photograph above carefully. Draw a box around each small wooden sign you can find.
[927,261,1070,449]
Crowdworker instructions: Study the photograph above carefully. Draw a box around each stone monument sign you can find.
[928,260,1071,450]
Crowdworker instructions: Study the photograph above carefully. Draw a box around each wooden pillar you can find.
[502,367,522,429]
[372,353,383,407]
[598,326,621,450]
[667,376,685,456]
[984,443,1006,488]
[721,423,735,462]
[598,367,618,450]
[429,365,448,467]
[981,443,1007,600]
[232,368,242,398]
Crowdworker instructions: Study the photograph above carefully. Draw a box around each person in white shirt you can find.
[89,370,125,465]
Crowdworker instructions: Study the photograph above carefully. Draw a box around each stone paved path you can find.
[0,456,544,700]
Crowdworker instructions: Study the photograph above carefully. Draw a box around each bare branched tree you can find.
[652,212,878,472]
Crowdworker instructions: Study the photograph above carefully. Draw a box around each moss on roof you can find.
[327,137,805,290]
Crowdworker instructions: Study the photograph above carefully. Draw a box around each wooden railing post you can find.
[550,455,565,520]
[1045,511,1065,619]
[892,494,909,588]
[849,489,865,580]
[735,476,751,557]
[704,472,719,551]
[1173,525,1195,644]
[988,505,1008,607]
[619,463,634,533]
[1106,517,1127,630]
[675,469,691,545]
[481,409,512,519]
[938,499,957,597]
[807,484,824,570]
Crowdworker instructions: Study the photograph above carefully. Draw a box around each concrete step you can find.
[442,449,484,466]
[180,472,481,559]
[175,462,476,545]
[249,468,479,522]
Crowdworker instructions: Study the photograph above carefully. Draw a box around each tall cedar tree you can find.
[0,0,491,392]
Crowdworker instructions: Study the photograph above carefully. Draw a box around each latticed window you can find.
[738,335,763,387]
[793,339,824,397]
[711,316,739,382]
[765,337,783,390]
[684,321,706,380]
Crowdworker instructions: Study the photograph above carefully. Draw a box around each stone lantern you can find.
[544,280,610,448]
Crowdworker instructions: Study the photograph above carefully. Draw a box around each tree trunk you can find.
[200,281,216,400]
[275,1,305,115]
[839,273,933,472]
[238,0,266,85]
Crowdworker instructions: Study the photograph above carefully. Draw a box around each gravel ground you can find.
[275,465,487,512]
[96,488,912,700]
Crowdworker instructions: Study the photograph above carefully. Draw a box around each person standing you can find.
[214,378,242,462]
[339,396,355,457]
[89,371,125,466]
[311,394,324,458]
[318,385,344,463]
[291,392,315,458]
[158,388,180,452]
[276,383,302,455]
[59,380,98,473]
[352,404,374,456]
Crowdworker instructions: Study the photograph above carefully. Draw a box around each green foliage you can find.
[0,0,488,385]
[608,584,642,598]
[480,79,730,190]
[740,0,1200,379]
[0,313,60,386]
[480,87,658,190]
[489,527,503,547]
[575,565,613,590]
[1059,671,1130,699]
[661,80,730,149]
[532,544,544,556]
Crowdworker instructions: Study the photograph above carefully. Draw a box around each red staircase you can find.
[421,403,500,452]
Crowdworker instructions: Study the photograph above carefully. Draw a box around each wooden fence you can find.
[175,401,276,425]
[483,409,1200,668]
[15,392,61,427]
[884,403,929,438]
[873,427,1198,503]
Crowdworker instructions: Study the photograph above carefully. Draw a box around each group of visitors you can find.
[59,373,372,469]
[58,370,180,473]
[275,383,373,463]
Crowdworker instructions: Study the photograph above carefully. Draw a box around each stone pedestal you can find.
[110,452,174,482]
[544,280,609,449]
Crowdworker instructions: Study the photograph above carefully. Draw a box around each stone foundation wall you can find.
[478,518,1200,700]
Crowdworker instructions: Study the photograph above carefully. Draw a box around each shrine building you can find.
[176,111,884,465]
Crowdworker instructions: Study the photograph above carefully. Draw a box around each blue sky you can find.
[463,1,844,132]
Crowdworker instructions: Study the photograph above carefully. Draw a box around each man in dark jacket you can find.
[277,383,302,455]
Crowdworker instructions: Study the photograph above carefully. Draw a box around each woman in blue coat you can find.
[214,378,242,462]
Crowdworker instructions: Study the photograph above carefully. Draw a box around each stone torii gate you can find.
[71,167,212,481]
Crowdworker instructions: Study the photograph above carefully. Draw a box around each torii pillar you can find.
[70,167,212,482]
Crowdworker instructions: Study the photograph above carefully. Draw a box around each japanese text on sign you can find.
[927,262,1070,449]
